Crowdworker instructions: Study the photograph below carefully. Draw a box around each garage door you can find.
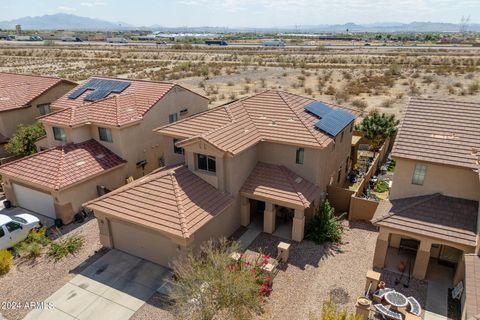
[12,184,56,219]
[110,219,178,268]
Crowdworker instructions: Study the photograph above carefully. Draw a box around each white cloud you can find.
[57,6,76,12]
[81,1,106,7]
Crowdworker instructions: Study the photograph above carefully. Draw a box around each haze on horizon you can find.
[0,0,479,28]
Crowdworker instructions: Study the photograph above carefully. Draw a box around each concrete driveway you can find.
[24,250,173,320]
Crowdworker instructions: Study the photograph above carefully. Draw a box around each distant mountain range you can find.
[0,14,479,32]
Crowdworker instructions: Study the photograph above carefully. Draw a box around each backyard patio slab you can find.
[24,250,172,320]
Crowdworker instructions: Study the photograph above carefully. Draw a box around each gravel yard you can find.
[0,218,108,320]
[132,221,379,320]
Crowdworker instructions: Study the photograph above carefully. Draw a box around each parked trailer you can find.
[16,35,43,41]
[263,40,286,47]
[205,40,228,46]
[106,38,128,43]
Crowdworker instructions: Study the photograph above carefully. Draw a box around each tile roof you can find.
[156,90,358,155]
[85,165,234,239]
[372,193,478,247]
[41,77,205,127]
[0,72,74,112]
[0,139,126,190]
[392,97,480,169]
[241,162,319,208]
[465,254,480,320]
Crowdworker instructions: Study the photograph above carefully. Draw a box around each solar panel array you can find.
[304,101,354,137]
[68,78,131,102]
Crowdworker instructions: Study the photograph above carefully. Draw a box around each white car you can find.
[0,214,41,250]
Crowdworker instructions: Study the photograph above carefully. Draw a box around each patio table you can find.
[384,291,408,311]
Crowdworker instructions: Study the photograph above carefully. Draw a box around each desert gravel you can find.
[0,218,108,320]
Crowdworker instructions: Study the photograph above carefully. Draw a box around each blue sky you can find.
[0,0,479,27]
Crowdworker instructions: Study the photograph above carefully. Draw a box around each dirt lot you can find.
[0,43,479,119]
[0,218,107,320]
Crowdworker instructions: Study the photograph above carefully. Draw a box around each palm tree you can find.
[356,111,399,151]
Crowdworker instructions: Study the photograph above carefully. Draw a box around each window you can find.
[412,164,427,185]
[53,127,66,142]
[196,154,216,173]
[0,228,4,238]
[296,148,304,164]
[169,113,178,123]
[173,139,184,155]
[179,108,188,116]
[37,103,51,116]
[98,127,113,142]
[5,222,21,232]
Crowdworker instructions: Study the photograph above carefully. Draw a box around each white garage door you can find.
[110,219,178,268]
[12,184,56,219]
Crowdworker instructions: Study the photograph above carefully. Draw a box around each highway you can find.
[0,39,478,50]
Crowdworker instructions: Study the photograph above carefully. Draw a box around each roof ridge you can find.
[277,91,325,145]
[373,193,442,223]
[279,165,310,208]
[54,144,67,190]
[169,171,190,238]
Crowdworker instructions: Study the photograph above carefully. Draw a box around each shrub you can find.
[351,99,368,111]
[14,227,49,258]
[309,298,362,320]
[171,239,266,320]
[305,200,345,244]
[468,81,479,94]
[48,235,83,261]
[0,249,13,275]
[5,122,46,156]
[374,180,390,193]
[356,111,399,150]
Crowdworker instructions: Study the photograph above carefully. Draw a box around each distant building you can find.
[15,24,21,36]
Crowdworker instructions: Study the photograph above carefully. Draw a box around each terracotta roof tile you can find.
[241,162,319,208]
[465,254,480,319]
[41,76,205,127]
[0,139,126,190]
[372,194,478,247]
[392,98,480,169]
[157,90,358,155]
[85,165,234,239]
[0,72,74,112]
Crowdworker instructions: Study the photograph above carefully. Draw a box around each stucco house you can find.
[370,98,480,318]
[0,76,209,224]
[0,72,77,158]
[85,90,357,267]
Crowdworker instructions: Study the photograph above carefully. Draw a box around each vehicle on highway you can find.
[263,40,286,47]
[106,37,128,43]
[61,36,83,42]
[205,40,228,46]
[0,213,41,250]
[16,35,43,41]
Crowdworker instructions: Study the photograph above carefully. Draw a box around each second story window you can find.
[412,164,427,185]
[169,113,178,123]
[37,103,51,116]
[196,154,216,173]
[173,139,184,155]
[98,127,113,143]
[296,148,304,165]
[53,127,66,142]
[179,108,188,116]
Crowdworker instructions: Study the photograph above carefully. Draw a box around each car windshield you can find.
[12,216,27,224]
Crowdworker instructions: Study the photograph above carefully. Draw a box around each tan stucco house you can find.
[0,72,77,158]
[370,98,480,319]
[0,76,209,224]
[86,90,357,267]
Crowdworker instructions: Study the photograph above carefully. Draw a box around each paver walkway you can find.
[24,250,172,320]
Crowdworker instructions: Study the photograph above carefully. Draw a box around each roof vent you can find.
[96,153,105,159]
[271,120,277,126]
[260,115,267,119]
[76,160,86,166]
[0,97,9,101]
[295,177,303,184]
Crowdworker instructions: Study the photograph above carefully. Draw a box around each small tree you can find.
[171,239,265,320]
[356,111,399,150]
[5,122,46,156]
[305,200,345,244]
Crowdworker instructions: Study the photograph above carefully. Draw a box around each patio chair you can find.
[407,296,422,316]
[373,288,393,303]
[373,304,403,320]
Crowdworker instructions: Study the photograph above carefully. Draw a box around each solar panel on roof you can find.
[304,101,332,118]
[68,78,131,101]
[314,109,355,137]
